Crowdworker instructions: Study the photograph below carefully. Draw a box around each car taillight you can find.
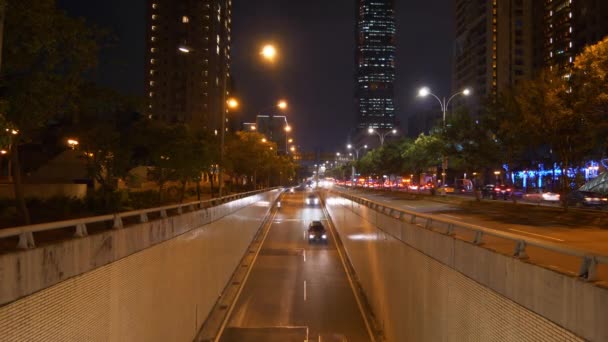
[506,188,511,192]
[494,188,500,192]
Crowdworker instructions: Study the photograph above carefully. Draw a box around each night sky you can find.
[57,0,453,152]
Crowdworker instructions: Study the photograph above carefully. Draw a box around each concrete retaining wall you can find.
[0,190,279,341]
[324,195,607,342]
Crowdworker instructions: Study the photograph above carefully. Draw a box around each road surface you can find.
[219,190,373,342]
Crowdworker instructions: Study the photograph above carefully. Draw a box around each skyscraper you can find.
[145,0,232,133]
[355,0,397,130]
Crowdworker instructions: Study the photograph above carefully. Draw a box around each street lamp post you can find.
[347,144,367,183]
[417,86,471,195]
[218,97,239,197]
[368,128,397,147]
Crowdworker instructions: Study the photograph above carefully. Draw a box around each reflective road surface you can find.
[219,190,373,342]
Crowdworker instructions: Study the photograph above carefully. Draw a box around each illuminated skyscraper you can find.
[355,0,396,130]
[145,0,232,133]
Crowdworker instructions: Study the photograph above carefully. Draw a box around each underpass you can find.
[1,187,607,341]
[215,190,373,342]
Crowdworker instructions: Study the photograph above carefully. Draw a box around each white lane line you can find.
[303,249,306,262]
[304,280,307,301]
[404,205,416,209]
[508,228,565,242]
[318,335,321,342]
[440,214,461,220]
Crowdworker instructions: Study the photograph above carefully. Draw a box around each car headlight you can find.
[306,199,310,204]
[314,199,319,204]
[309,234,315,239]
[322,234,327,239]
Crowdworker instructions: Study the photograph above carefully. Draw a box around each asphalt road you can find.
[219,190,372,342]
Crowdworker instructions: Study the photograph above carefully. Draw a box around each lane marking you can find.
[508,228,565,242]
[303,249,306,262]
[404,205,416,209]
[304,280,307,301]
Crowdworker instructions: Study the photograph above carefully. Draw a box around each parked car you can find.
[566,191,608,208]
[307,221,328,243]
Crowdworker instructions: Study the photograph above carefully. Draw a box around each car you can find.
[305,194,319,206]
[307,221,328,243]
[481,184,495,198]
[566,191,608,208]
[492,184,513,200]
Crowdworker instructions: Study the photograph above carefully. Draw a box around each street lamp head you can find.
[226,97,239,109]
[290,146,296,152]
[364,145,368,149]
[288,138,293,143]
[418,87,431,97]
[0,150,7,155]
[391,129,397,134]
[284,125,292,132]
[260,44,277,62]
[462,88,472,96]
[368,127,374,134]
[178,46,191,53]
[336,152,341,156]
[67,139,79,149]
[277,100,288,110]
[347,144,352,149]
[261,138,267,143]
[250,125,257,130]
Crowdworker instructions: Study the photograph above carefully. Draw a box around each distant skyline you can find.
[58,0,454,152]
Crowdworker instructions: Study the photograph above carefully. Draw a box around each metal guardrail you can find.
[330,189,608,282]
[0,188,278,250]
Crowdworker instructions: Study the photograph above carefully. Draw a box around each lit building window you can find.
[182,16,189,23]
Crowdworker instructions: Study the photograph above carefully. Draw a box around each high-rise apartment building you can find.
[355,0,397,130]
[453,0,538,112]
[544,0,608,71]
[453,0,608,112]
[145,0,232,133]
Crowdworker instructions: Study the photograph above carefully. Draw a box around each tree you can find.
[515,67,602,209]
[1,0,99,224]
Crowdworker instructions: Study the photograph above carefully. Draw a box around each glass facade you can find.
[355,0,396,129]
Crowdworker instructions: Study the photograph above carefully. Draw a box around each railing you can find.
[0,188,278,250]
[329,189,608,282]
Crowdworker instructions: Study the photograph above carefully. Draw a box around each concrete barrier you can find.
[324,194,606,341]
[0,190,279,341]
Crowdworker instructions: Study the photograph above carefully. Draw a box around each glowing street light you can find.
[277,100,288,110]
[67,139,79,150]
[288,138,293,143]
[250,125,257,131]
[0,150,6,155]
[290,146,296,152]
[260,44,278,62]
[284,125,292,132]
[227,97,239,109]
[178,46,191,53]
[368,128,397,146]
[262,138,267,143]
